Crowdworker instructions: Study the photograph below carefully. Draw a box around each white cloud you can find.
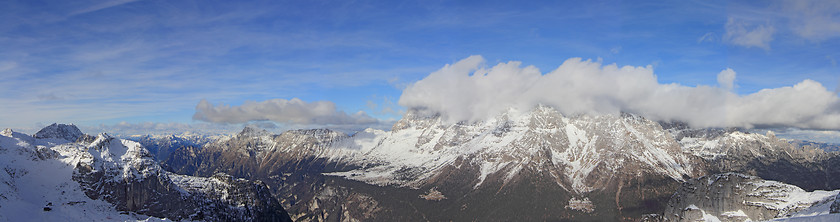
[750,128,840,144]
[366,100,378,110]
[724,17,775,50]
[69,0,139,16]
[610,46,622,54]
[82,121,242,136]
[399,55,840,130]
[783,0,840,41]
[697,32,715,43]
[717,68,736,91]
[0,61,17,73]
[193,98,379,126]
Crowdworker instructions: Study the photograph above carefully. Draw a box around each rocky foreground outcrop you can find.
[664,173,839,221]
[1,124,292,221]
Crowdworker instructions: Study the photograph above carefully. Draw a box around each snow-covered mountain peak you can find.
[1,128,12,137]
[34,123,83,142]
[1,128,32,143]
[282,129,348,144]
[326,106,696,193]
[87,133,148,161]
[237,126,271,138]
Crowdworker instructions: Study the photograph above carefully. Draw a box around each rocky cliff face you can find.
[0,125,292,221]
[34,123,84,142]
[664,173,839,221]
[163,126,367,220]
[124,134,215,162]
[674,127,840,191]
[70,133,292,221]
[164,127,355,178]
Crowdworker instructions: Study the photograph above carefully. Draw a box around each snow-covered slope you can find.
[0,125,291,221]
[0,128,168,221]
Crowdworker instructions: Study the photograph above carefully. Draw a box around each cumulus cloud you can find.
[717,68,736,91]
[399,55,840,130]
[724,17,776,50]
[193,98,379,125]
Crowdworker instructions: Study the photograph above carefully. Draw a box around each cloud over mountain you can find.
[399,55,840,130]
[193,98,378,126]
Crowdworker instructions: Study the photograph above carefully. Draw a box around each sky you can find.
[1,0,839,136]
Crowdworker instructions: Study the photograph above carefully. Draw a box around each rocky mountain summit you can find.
[34,123,84,142]
[123,133,217,162]
[0,124,292,221]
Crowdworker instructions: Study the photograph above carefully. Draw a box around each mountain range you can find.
[3,106,840,221]
[0,124,292,221]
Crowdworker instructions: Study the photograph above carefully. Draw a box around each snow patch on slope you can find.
[0,129,171,221]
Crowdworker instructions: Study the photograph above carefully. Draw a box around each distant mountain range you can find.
[3,107,840,221]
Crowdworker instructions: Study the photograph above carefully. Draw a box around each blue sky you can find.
[1,0,839,134]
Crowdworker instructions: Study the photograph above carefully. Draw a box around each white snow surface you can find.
[0,129,177,221]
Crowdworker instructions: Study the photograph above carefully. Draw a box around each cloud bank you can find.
[193,98,379,126]
[399,55,840,130]
[82,122,243,136]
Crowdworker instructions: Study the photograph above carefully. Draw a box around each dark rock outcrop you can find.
[71,133,292,221]
[34,123,83,142]
[664,173,838,221]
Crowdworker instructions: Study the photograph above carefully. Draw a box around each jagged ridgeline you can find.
[4,105,840,221]
[0,124,293,221]
[143,106,840,221]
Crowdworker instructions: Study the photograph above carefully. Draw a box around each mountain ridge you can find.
[157,106,840,221]
[0,126,293,221]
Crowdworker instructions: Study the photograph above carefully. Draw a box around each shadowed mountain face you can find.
[123,134,215,162]
[34,123,84,142]
[159,107,840,221]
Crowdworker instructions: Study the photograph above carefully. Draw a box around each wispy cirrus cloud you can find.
[782,0,840,42]
[0,0,426,129]
[69,0,139,16]
[721,0,840,50]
